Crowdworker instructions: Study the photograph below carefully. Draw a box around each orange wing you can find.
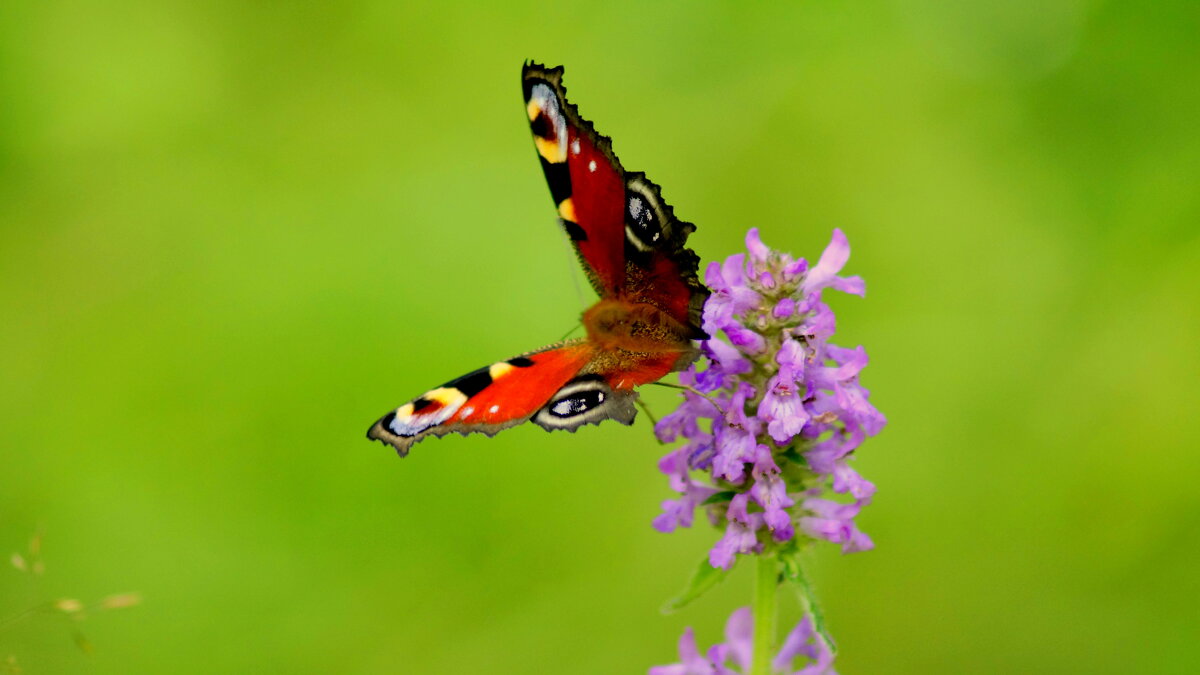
[367,342,639,456]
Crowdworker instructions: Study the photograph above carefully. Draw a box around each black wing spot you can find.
[378,412,397,433]
[539,156,572,203]
[562,220,587,241]
[411,398,434,413]
[445,368,493,398]
[624,186,664,252]
[530,112,553,139]
[507,357,535,367]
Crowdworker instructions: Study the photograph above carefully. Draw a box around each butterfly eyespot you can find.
[624,177,668,253]
[527,83,568,164]
[628,195,648,222]
[550,389,606,418]
[532,375,636,431]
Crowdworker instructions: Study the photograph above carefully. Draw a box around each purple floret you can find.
[653,228,886,566]
[651,608,837,675]
[650,228,879,675]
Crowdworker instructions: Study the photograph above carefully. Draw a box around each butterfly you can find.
[366,63,708,456]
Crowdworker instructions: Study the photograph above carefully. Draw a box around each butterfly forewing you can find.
[523,65,628,297]
[522,63,706,337]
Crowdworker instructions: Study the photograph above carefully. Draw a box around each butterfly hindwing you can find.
[522,63,707,337]
[367,342,639,455]
[620,172,707,338]
[532,373,637,432]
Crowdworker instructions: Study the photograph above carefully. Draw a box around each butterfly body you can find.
[583,299,694,355]
[367,63,707,456]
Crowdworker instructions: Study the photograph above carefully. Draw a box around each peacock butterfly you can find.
[367,63,708,456]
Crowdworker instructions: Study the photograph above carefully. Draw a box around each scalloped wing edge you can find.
[522,61,708,337]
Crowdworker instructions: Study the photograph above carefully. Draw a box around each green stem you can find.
[787,557,837,657]
[0,602,52,633]
[750,553,778,675]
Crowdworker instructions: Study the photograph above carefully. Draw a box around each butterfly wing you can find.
[523,64,626,297]
[371,65,714,457]
[367,341,639,456]
[522,63,707,337]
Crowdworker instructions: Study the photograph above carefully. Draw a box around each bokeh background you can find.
[2,1,1198,672]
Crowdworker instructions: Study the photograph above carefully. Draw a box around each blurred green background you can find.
[2,1,1198,672]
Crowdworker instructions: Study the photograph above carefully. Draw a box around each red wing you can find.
[599,350,687,392]
[367,342,594,455]
[522,63,708,337]
[366,340,675,456]
[368,340,665,456]
[621,173,707,338]
[523,64,626,296]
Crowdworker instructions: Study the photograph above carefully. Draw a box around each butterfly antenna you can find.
[635,398,662,439]
[559,223,587,308]
[557,322,583,342]
[648,381,713,400]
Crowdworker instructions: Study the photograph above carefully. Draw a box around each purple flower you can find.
[653,228,885,568]
[654,446,721,533]
[711,426,758,485]
[832,462,875,501]
[710,519,762,569]
[745,228,772,263]
[656,393,717,444]
[799,498,873,554]
[651,608,837,675]
[750,473,795,541]
[773,616,837,675]
[648,626,731,675]
[703,255,762,337]
[759,372,809,445]
[693,339,751,393]
[801,229,864,298]
[650,228,878,675]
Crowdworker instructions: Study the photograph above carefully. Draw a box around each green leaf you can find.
[661,554,736,614]
[779,548,838,656]
[701,490,738,506]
